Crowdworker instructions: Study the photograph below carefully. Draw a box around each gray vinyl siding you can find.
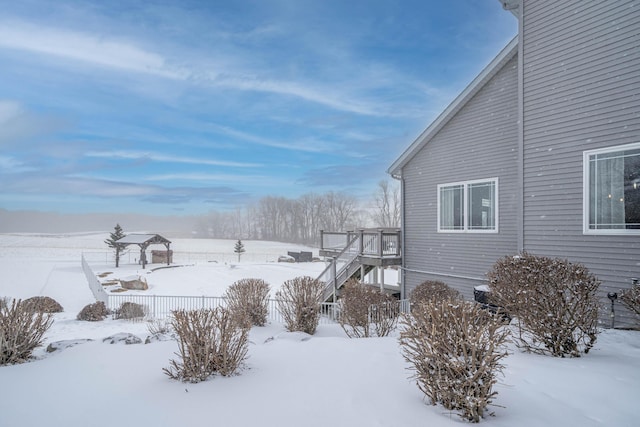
[401,55,519,300]
[522,0,640,326]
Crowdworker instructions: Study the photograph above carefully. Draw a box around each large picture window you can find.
[438,178,497,232]
[584,143,640,234]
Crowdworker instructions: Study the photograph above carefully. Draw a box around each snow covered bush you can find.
[77,301,109,321]
[338,280,399,338]
[619,282,640,318]
[1,299,54,365]
[488,252,600,357]
[224,278,270,327]
[114,301,145,320]
[409,280,461,309]
[164,307,249,382]
[399,299,509,423]
[21,296,63,313]
[276,276,324,335]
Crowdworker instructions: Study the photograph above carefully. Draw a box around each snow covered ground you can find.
[1,233,639,427]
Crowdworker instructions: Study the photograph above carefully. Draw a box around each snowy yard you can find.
[0,233,639,427]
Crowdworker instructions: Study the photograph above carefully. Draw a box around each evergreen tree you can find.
[105,224,126,248]
[234,239,246,262]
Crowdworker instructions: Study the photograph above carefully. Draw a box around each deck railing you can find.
[320,229,401,257]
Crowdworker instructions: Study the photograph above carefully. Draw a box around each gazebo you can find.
[114,234,172,269]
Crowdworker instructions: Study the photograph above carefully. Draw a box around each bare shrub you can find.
[77,301,110,321]
[1,299,54,365]
[620,282,640,318]
[21,296,63,313]
[224,278,270,327]
[488,252,600,357]
[410,280,461,308]
[147,318,172,336]
[399,300,509,423]
[114,302,146,320]
[276,276,324,335]
[338,280,399,338]
[164,308,249,382]
[0,297,8,310]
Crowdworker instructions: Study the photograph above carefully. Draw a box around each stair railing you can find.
[317,234,362,302]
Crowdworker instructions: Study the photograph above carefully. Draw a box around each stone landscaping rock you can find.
[120,276,148,291]
[46,339,93,353]
[102,333,142,345]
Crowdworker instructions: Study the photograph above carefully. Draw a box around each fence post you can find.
[378,229,384,257]
[332,257,338,303]
[359,229,364,255]
[152,295,157,319]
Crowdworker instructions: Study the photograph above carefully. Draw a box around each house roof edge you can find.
[387,36,518,178]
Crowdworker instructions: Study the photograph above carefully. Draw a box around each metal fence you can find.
[107,293,341,324]
[82,253,410,324]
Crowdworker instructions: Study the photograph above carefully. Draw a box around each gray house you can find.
[388,0,639,326]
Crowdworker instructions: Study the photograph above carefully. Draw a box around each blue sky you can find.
[0,0,517,216]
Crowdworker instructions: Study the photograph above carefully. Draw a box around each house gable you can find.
[388,37,518,178]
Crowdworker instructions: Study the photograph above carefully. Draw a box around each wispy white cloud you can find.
[0,99,65,147]
[0,20,416,117]
[207,123,339,153]
[0,155,35,173]
[0,20,187,79]
[144,172,292,188]
[84,150,261,168]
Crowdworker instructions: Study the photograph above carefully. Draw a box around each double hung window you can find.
[584,143,640,234]
[438,178,497,232]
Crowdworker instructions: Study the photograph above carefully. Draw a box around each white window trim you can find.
[583,142,640,235]
[437,177,499,233]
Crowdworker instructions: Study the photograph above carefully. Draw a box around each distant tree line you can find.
[194,180,401,245]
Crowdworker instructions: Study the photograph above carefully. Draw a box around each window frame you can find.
[437,177,499,233]
[583,142,640,235]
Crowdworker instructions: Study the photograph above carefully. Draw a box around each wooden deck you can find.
[317,229,402,302]
[319,228,402,266]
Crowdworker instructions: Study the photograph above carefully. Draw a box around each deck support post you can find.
[331,257,338,303]
[379,267,385,292]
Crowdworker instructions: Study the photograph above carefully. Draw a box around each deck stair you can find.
[316,229,402,302]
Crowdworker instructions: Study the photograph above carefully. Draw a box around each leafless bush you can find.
[21,296,63,313]
[164,308,249,382]
[410,280,461,308]
[147,318,173,336]
[620,282,640,318]
[1,299,54,365]
[399,300,509,423]
[77,301,110,321]
[114,302,146,320]
[338,280,399,338]
[0,297,8,310]
[488,252,600,357]
[224,278,270,327]
[276,276,324,335]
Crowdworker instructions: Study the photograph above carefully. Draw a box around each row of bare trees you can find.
[193,180,400,244]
